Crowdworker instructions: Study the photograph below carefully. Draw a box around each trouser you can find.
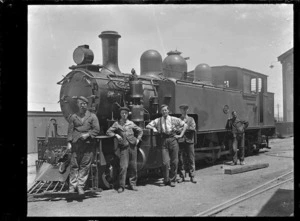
[119,143,137,188]
[161,137,179,183]
[69,141,94,189]
[232,133,245,163]
[178,142,195,178]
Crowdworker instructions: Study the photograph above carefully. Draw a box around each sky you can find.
[28,4,293,118]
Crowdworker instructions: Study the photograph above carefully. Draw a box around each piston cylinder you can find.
[131,105,144,122]
[130,80,143,98]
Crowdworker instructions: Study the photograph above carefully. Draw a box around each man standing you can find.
[67,96,100,195]
[225,111,249,165]
[146,104,187,187]
[177,104,197,184]
[106,107,143,193]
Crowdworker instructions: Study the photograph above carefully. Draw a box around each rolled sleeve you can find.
[147,118,159,129]
[106,122,118,137]
[132,122,143,140]
[88,114,100,138]
[175,117,185,127]
[189,118,196,130]
[67,116,74,142]
[187,117,196,131]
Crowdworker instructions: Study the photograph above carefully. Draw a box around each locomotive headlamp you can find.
[73,45,94,65]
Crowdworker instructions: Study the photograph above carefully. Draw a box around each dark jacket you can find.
[178,115,196,144]
[67,110,100,143]
[106,120,143,147]
[226,117,249,137]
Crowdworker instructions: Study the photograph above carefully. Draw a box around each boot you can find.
[69,186,76,193]
[190,177,197,184]
[129,186,138,191]
[177,176,185,183]
[117,187,125,193]
[77,186,85,196]
[164,180,171,186]
[170,182,176,187]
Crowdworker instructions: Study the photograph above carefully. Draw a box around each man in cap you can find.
[177,104,197,183]
[146,104,187,187]
[106,106,143,193]
[225,111,249,165]
[67,96,100,195]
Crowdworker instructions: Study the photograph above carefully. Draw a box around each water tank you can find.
[194,63,212,84]
[140,50,163,78]
[162,50,187,79]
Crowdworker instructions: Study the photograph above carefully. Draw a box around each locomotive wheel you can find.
[204,150,218,164]
[98,165,113,190]
[204,156,216,164]
[252,148,260,155]
[98,157,119,190]
[97,148,146,189]
[224,152,232,161]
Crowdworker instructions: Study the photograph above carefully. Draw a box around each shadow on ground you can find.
[28,191,101,203]
[257,189,294,216]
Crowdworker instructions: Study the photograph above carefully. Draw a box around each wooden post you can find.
[224,163,269,175]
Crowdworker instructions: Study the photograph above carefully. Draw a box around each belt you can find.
[160,133,175,138]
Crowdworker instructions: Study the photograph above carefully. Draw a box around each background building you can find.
[276,48,293,137]
[28,110,68,153]
[278,48,293,122]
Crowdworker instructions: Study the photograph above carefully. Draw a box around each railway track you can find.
[194,170,294,217]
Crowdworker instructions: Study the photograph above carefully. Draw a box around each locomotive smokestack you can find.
[99,31,122,76]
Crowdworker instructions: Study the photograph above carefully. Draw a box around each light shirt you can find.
[147,115,186,134]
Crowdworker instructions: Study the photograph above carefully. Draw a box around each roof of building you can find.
[187,65,267,77]
[28,111,63,117]
[277,48,293,62]
[212,65,267,77]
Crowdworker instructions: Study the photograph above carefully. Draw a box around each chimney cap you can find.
[99,31,121,38]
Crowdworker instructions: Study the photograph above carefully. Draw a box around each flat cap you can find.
[179,104,189,109]
[77,96,89,103]
[119,106,130,112]
[160,104,168,110]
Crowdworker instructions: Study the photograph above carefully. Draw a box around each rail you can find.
[194,170,294,216]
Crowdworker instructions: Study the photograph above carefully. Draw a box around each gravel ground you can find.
[27,137,294,217]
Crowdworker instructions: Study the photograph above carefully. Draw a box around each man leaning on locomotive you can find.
[146,104,188,187]
[66,99,195,194]
[106,106,143,193]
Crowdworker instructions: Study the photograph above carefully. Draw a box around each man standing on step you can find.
[225,111,249,166]
[67,96,100,196]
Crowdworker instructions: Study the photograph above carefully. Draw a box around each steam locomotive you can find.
[29,31,275,195]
